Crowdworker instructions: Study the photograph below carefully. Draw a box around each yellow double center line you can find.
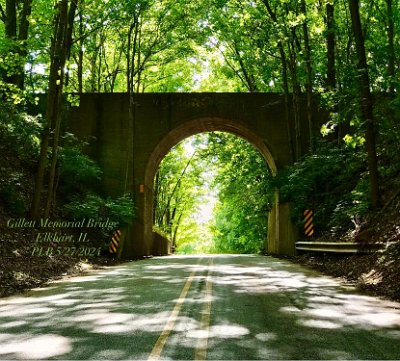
[147,268,197,361]
[148,258,214,361]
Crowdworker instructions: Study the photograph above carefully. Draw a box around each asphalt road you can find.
[1,254,400,360]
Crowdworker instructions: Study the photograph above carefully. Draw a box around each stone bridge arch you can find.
[64,93,325,258]
[142,117,278,257]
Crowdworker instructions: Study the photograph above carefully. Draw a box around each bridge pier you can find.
[267,195,297,255]
[117,184,154,259]
[117,188,297,260]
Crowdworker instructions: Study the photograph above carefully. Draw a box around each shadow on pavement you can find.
[0,255,399,360]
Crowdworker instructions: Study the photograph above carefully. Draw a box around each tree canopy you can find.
[154,133,271,254]
[1,0,399,253]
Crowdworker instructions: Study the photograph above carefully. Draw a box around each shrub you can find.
[0,104,42,163]
[277,139,369,237]
[58,135,136,229]
[58,134,103,197]
[0,172,26,215]
[63,193,135,226]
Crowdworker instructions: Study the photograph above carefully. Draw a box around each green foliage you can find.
[154,132,271,254]
[208,133,271,253]
[211,202,266,254]
[174,218,214,254]
[0,81,26,106]
[154,137,208,245]
[277,140,370,236]
[58,134,135,227]
[63,193,135,226]
[0,0,398,96]
[58,134,102,196]
[376,97,400,179]
[0,0,399,247]
[0,103,41,217]
[0,171,27,215]
[0,104,42,163]
[330,176,370,232]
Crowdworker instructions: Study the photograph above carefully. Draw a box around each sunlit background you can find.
[153,132,272,254]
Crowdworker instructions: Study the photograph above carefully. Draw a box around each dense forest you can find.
[0,0,400,298]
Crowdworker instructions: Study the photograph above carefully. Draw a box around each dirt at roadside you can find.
[0,255,128,299]
[0,226,128,298]
[288,244,400,302]
[285,193,400,303]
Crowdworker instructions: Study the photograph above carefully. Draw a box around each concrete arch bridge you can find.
[65,93,326,259]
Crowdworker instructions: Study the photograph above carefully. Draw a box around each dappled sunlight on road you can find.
[202,256,400,360]
[0,258,212,359]
[0,334,72,359]
[0,255,399,359]
[291,291,400,330]
[186,324,250,340]
[209,257,400,338]
[211,263,340,294]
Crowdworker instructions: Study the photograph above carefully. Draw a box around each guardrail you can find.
[295,241,388,254]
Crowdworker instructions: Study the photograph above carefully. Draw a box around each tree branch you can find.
[159,151,197,224]
[218,46,247,89]
[70,23,106,46]
[262,0,279,23]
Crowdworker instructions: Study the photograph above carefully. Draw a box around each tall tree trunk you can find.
[4,0,16,38]
[125,15,140,196]
[30,2,64,219]
[45,0,78,217]
[30,0,77,219]
[97,41,103,92]
[287,39,302,161]
[172,212,183,249]
[3,0,18,86]
[158,151,197,224]
[262,0,294,161]
[77,7,84,93]
[1,0,32,89]
[77,48,84,93]
[326,3,336,90]
[153,170,160,224]
[300,0,314,152]
[89,35,98,92]
[348,0,379,209]
[386,0,396,94]
[279,45,295,163]
[233,41,258,92]
[325,2,344,142]
[16,0,33,89]
[278,41,295,161]
[286,3,302,160]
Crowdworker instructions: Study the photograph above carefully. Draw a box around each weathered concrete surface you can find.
[64,93,326,258]
[152,231,172,256]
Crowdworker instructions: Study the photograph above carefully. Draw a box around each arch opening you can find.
[143,117,279,255]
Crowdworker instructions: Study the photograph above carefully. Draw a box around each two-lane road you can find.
[1,255,400,360]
